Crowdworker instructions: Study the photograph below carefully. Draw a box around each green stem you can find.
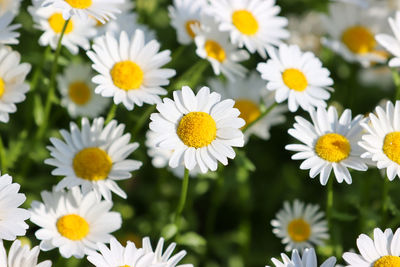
[174,168,190,228]
[243,102,278,133]
[381,177,390,226]
[36,19,70,139]
[392,68,400,101]
[30,46,51,93]
[105,104,118,124]
[326,177,334,227]
[0,136,6,174]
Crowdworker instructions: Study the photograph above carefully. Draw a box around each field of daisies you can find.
[4,0,400,266]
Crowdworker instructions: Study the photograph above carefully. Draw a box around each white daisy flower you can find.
[149,86,245,173]
[0,0,21,15]
[57,63,109,118]
[87,30,176,110]
[0,174,30,241]
[271,199,329,252]
[28,2,96,55]
[257,44,333,113]
[321,0,389,67]
[30,186,122,259]
[44,117,142,201]
[0,46,31,123]
[0,239,51,267]
[41,0,124,23]
[286,106,368,185]
[208,0,289,58]
[376,11,400,68]
[209,72,286,142]
[268,247,336,267]
[194,16,249,81]
[0,12,20,45]
[359,100,400,181]
[168,0,207,45]
[343,227,400,266]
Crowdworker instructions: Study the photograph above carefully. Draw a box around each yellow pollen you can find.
[232,10,259,35]
[73,147,112,181]
[110,61,143,91]
[56,214,89,240]
[119,266,130,267]
[383,132,400,165]
[374,256,400,267]
[68,81,91,105]
[0,78,5,98]
[64,0,92,9]
[177,112,217,148]
[205,40,226,63]
[282,68,308,92]
[315,133,351,163]
[48,13,74,34]
[185,20,200,39]
[287,218,311,242]
[234,99,261,127]
[341,25,376,54]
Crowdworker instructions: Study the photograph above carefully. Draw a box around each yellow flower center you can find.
[205,40,226,63]
[185,20,200,39]
[64,0,92,9]
[374,256,400,267]
[177,112,217,148]
[282,68,308,92]
[73,147,112,181]
[341,25,376,54]
[56,214,89,240]
[68,81,91,105]
[0,78,5,98]
[234,99,261,127]
[232,10,259,35]
[383,132,400,165]
[120,266,130,267]
[287,218,311,242]
[48,13,74,34]
[110,61,144,91]
[315,133,351,163]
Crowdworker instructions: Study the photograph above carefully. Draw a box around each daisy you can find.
[376,11,400,67]
[57,63,109,118]
[0,12,20,45]
[286,106,368,185]
[321,0,389,67]
[0,0,21,15]
[44,117,142,201]
[257,44,333,113]
[29,2,96,55]
[271,199,329,252]
[0,174,30,241]
[208,72,286,142]
[30,186,122,259]
[359,100,400,181]
[87,30,176,110]
[194,16,249,81]
[268,248,336,267]
[343,227,400,266]
[208,0,289,58]
[168,0,207,45]
[41,0,124,23]
[0,240,51,267]
[0,46,31,123]
[149,86,245,173]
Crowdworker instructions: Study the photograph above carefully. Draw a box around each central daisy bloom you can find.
[64,0,92,9]
[111,61,144,90]
[234,99,260,126]
[232,10,259,35]
[177,112,217,148]
[315,133,351,162]
[287,218,311,242]
[383,132,400,164]
[341,25,376,54]
[205,40,226,63]
[282,68,308,92]
[185,20,200,39]
[73,147,112,181]
[374,256,400,267]
[48,13,74,34]
[68,81,91,105]
[57,214,89,240]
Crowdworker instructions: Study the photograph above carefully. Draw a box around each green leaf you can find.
[33,94,44,126]
[161,224,178,240]
[332,210,357,222]
[176,232,206,248]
